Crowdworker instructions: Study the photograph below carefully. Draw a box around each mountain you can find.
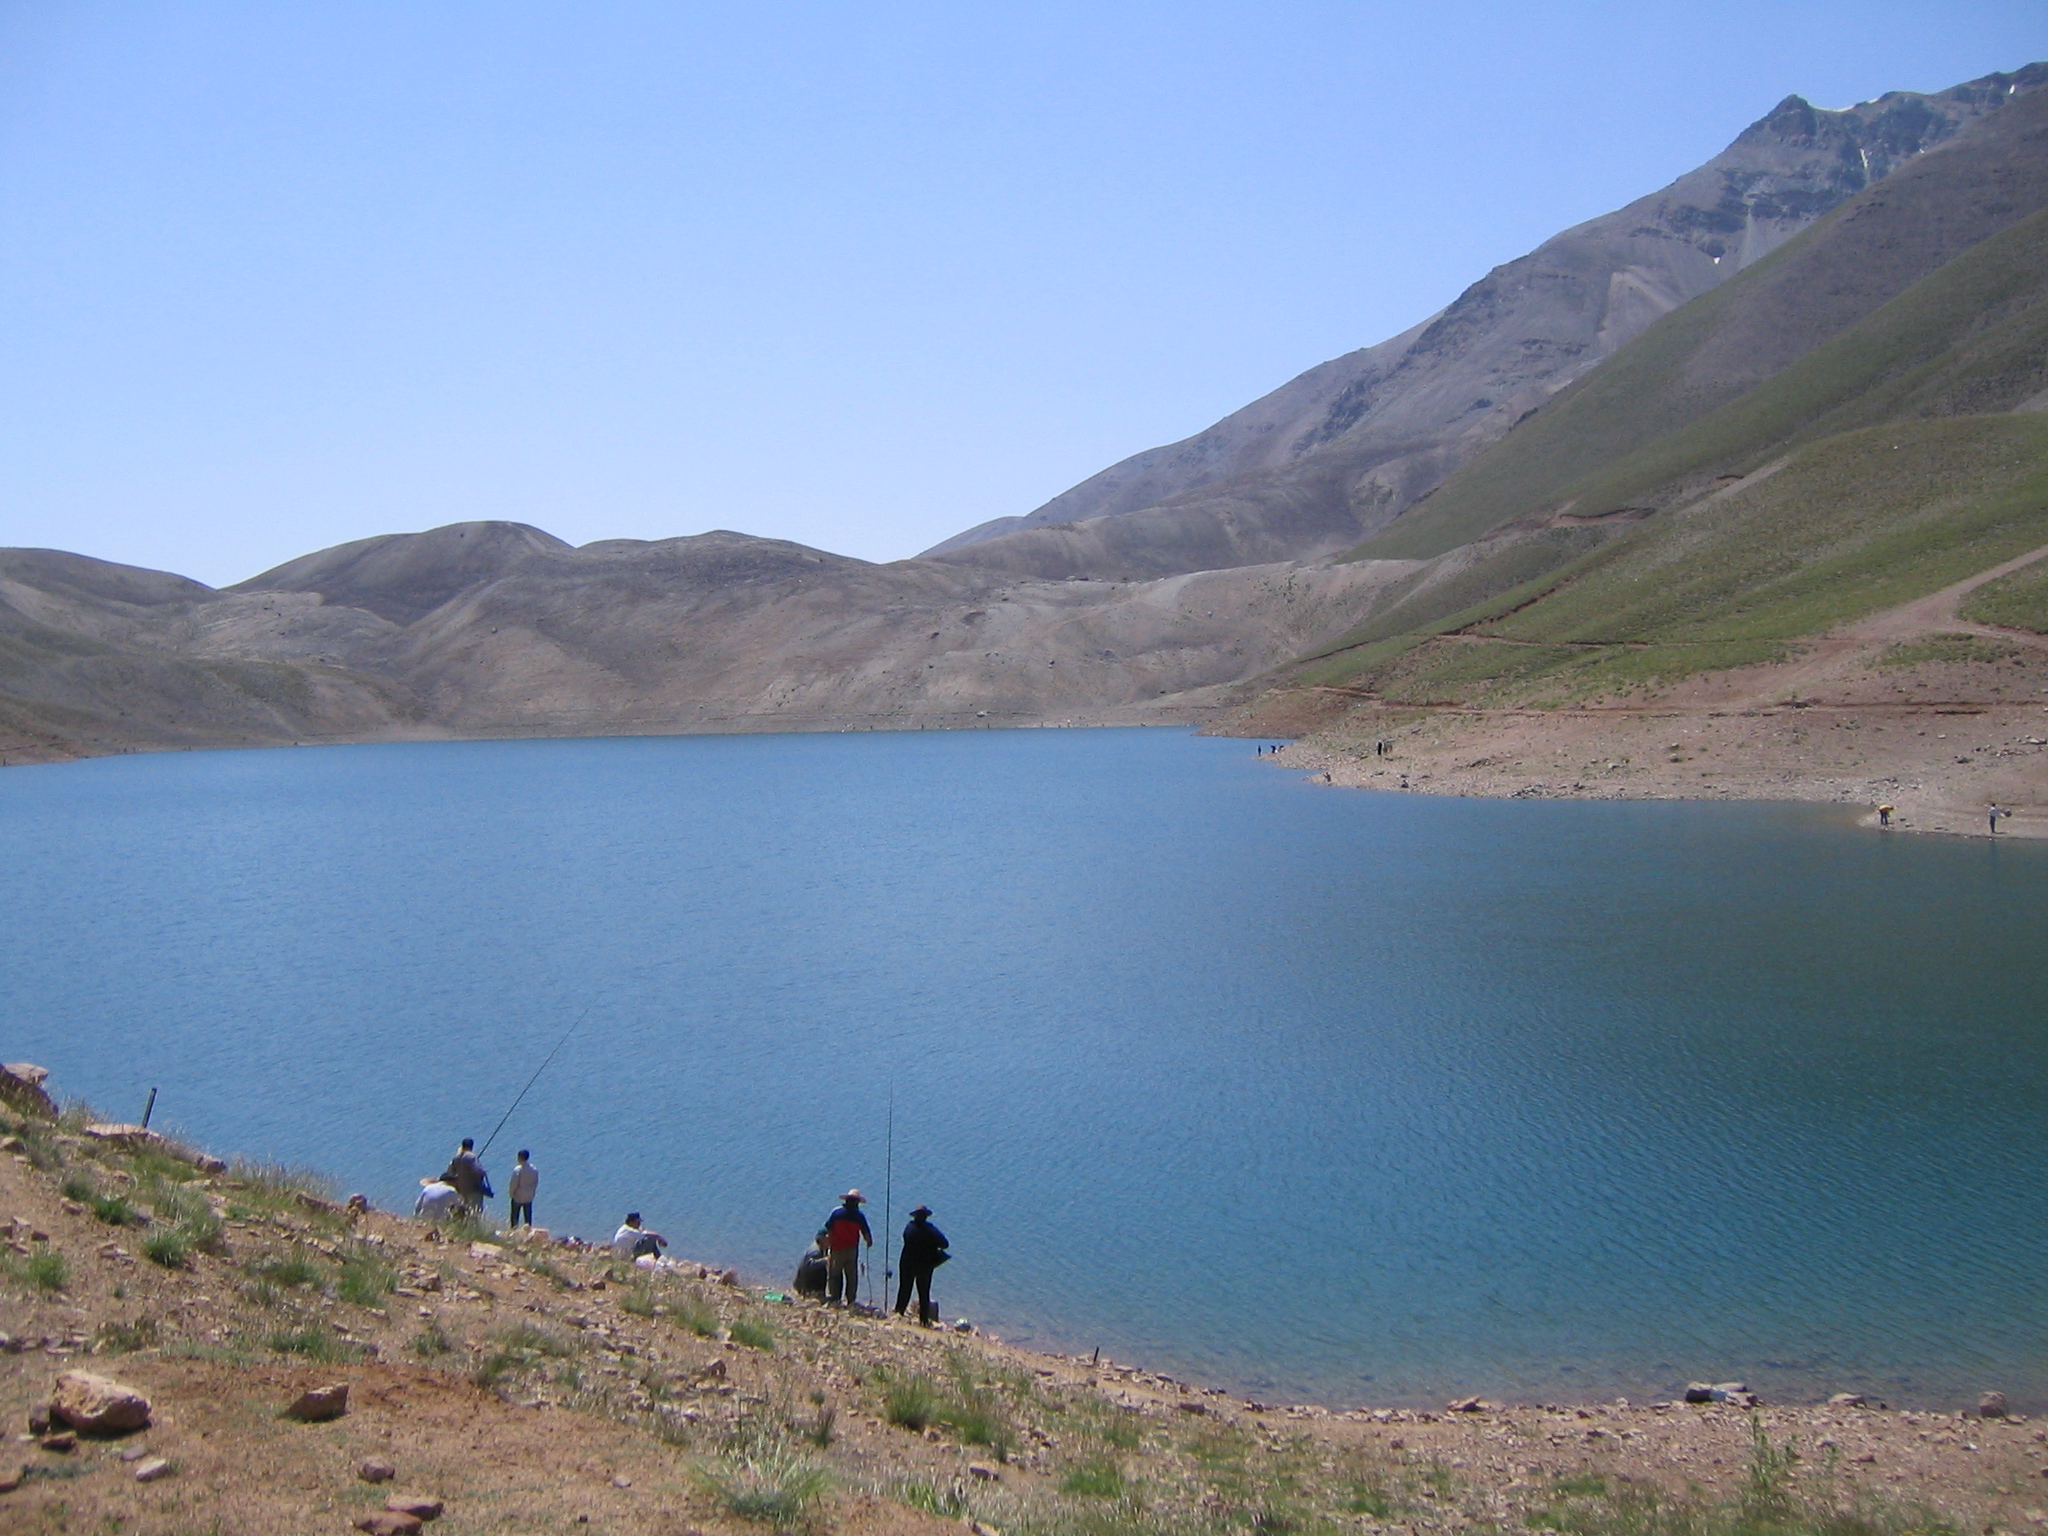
[0,529,1409,763]
[922,65,2046,581]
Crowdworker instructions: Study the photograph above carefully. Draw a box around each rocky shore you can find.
[5,1072,2046,1535]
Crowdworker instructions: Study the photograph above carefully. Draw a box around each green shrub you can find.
[265,1324,360,1363]
[1061,1455,1126,1499]
[729,1316,776,1352]
[620,1283,657,1317]
[335,1249,396,1308]
[142,1228,191,1269]
[696,1445,830,1531]
[491,1320,579,1357]
[94,1316,161,1354]
[670,1289,721,1338]
[248,1251,323,1289]
[884,1374,938,1432]
[411,1321,454,1357]
[18,1248,69,1292]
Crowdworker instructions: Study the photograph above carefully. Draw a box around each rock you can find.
[0,1064,56,1119]
[1446,1396,1488,1413]
[354,1514,423,1536]
[132,1456,172,1482]
[385,1496,444,1520]
[967,1461,1001,1481]
[0,1463,21,1493]
[1828,1393,1868,1408]
[82,1123,164,1150]
[1982,1392,2011,1418]
[611,1475,632,1488]
[117,1444,149,1462]
[358,1457,397,1483]
[41,1431,77,1452]
[969,1523,1004,1536]
[25,1407,48,1436]
[188,1154,227,1176]
[51,1371,152,1433]
[283,1383,350,1421]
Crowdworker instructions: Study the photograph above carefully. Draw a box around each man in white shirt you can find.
[414,1179,460,1223]
[611,1212,668,1261]
[508,1151,539,1229]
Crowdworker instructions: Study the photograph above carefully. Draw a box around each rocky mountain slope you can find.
[1217,73,2048,833]
[923,65,2046,581]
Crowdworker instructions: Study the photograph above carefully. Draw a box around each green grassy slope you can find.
[1343,75,2048,565]
[1355,203,2048,562]
[1959,552,2048,633]
[1301,416,2048,701]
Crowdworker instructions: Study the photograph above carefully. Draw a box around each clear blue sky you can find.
[1,3,2040,586]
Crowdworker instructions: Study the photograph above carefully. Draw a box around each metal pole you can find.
[140,1087,157,1130]
[882,1086,894,1316]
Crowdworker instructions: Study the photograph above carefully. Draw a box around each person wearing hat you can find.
[895,1204,950,1326]
[822,1189,872,1306]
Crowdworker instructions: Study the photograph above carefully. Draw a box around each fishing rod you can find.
[478,1002,594,1157]
[881,1084,895,1315]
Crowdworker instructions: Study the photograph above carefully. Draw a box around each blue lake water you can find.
[4,728,2047,1409]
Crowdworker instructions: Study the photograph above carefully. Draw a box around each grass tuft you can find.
[729,1315,777,1352]
[94,1316,162,1354]
[143,1228,193,1269]
[883,1374,938,1432]
[265,1323,362,1363]
[696,1443,830,1531]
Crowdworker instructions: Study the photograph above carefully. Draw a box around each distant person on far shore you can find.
[414,1178,459,1223]
[611,1212,667,1260]
[441,1137,492,1213]
[1878,803,1894,829]
[1990,804,2005,834]
[895,1204,950,1326]
[823,1189,872,1306]
[508,1149,539,1229]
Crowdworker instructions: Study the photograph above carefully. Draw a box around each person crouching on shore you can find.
[612,1212,668,1261]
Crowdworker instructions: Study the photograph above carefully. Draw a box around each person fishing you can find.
[894,1203,950,1326]
[507,1149,539,1229]
[441,1137,492,1214]
[793,1229,830,1299]
[823,1189,872,1306]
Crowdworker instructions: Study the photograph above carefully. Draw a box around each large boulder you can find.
[50,1371,152,1434]
[284,1383,349,1422]
[0,1065,56,1120]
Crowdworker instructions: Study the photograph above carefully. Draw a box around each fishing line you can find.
[478,1002,594,1156]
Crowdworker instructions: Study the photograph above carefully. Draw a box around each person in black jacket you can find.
[895,1204,949,1325]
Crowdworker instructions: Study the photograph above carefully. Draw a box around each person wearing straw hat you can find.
[822,1189,872,1306]
[894,1204,949,1326]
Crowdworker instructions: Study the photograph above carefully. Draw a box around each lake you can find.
[4,728,2046,1409]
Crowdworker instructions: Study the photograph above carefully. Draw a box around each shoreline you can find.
[9,1085,2048,1532]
